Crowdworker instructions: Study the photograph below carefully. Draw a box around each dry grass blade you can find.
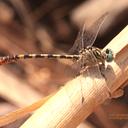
[0,94,54,127]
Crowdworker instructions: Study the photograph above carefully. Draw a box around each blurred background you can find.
[0,0,128,128]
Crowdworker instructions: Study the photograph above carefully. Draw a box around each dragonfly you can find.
[0,13,114,126]
[0,14,113,75]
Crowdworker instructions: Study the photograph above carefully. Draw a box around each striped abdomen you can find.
[0,54,79,65]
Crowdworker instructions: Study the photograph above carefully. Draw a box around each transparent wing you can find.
[69,13,108,54]
[69,26,83,54]
[82,13,108,47]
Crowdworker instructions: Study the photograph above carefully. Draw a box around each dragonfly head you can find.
[104,48,114,62]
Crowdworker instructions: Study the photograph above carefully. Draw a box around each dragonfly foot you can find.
[111,88,124,98]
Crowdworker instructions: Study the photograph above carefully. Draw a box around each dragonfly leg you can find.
[111,88,124,98]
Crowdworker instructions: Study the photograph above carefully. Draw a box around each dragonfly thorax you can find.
[78,47,114,71]
[78,46,106,69]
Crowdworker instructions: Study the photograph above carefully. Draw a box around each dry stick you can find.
[19,26,128,128]
[0,26,127,127]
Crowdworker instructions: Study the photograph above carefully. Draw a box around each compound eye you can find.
[106,55,112,62]
[105,48,110,54]
[104,48,113,62]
